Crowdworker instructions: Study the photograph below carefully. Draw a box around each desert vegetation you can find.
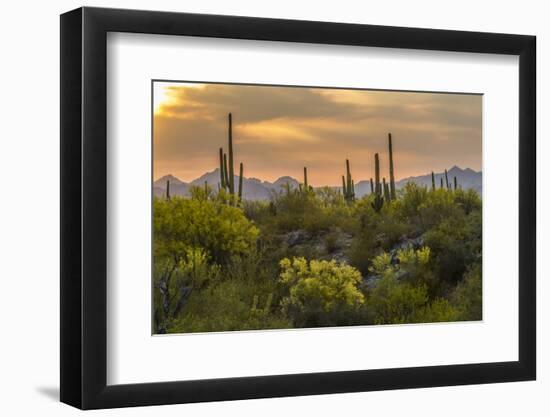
[153,114,482,334]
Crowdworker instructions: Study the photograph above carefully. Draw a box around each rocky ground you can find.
[280,228,426,289]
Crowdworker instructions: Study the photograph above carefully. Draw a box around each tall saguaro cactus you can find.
[217,113,242,204]
[343,159,355,202]
[388,133,396,200]
[371,153,384,212]
[223,153,229,189]
[431,171,436,191]
[228,113,235,195]
[238,163,244,200]
[444,168,450,190]
[454,176,458,191]
[342,175,347,197]
[303,167,309,191]
[166,180,171,200]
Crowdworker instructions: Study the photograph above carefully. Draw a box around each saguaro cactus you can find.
[238,163,244,200]
[219,148,226,189]
[217,113,241,204]
[383,177,391,201]
[440,177,444,189]
[431,171,436,191]
[388,133,396,200]
[370,178,374,195]
[223,153,229,189]
[228,113,235,195]
[445,168,450,190]
[342,175,347,196]
[166,180,170,200]
[371,153,384,212]
[303,167,309,191]
[343,159,355,202]
[454,176,458,191]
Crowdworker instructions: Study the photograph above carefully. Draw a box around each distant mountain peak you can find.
[155,174,186,185]
[273,176,299,185]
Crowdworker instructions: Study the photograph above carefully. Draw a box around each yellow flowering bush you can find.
[279,257,364,326]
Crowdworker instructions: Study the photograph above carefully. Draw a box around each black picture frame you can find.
[60,6,536,410]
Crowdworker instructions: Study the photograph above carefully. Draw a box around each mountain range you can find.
[153,166,481,200]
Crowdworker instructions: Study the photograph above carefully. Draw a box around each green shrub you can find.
[367,274,457,325]
[154,196,259,265]
[153,247,221,333]
[169,279,292,333]
[453,188,482,215]
[419,188,462,230]
[451,263,482,321]
[423,216,480,285]
[400,182,429,220]
[366,247,457,324]
[279,257,364,327]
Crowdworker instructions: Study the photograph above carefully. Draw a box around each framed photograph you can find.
[60,7,536,409]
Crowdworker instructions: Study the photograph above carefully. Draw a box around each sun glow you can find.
[153,82,205,114]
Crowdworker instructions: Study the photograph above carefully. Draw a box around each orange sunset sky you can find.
[153,82,482,186]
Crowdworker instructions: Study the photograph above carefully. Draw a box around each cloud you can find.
[153,82,482,185]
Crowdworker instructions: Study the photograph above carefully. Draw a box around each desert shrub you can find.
[242,199,273,224]
[418,188,462,230]
[412,298,458,323]
[316,186,346,208]
[169,278,292,333]
[153,247,221,333]
[279,257,365,327]
[376,213,413,250]
[367,272,457,324]
[262,186,357,235]
[369,246,433,284]
[365,246,457,324]
[188,184,215,201]
[453,188,482,215]
[347,231,378,275]
[400,182,429,220]
[367,274,429,324]
[451,263,482,321]
[347,199,381,273]
[423,215,480,285]
[323,229,340,254]
[154,196,259,265]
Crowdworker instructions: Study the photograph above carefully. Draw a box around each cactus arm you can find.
[219,147,225,189]
[388,133,396,200]
[223,153,229,188]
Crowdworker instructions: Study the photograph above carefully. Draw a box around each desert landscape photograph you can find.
[152,81,482,334]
